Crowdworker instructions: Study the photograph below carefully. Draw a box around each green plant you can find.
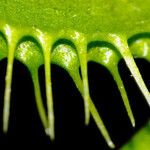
[121,120,150,150]
[0,0,150,149]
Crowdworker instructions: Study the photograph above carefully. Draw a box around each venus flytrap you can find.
[0,23,150,149]
[0,0,150,149]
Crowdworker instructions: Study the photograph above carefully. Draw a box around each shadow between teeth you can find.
[0,23,150,149]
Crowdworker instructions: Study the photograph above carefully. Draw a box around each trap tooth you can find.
[44,47,55,140]
[31,71,48,130]
[109,34,150,107]
[72,73,115,149]
[88,98,115,149]
[74,75,115,149]
[53,30,90,125]
[51,42,115,148]
[71,31,90,125]
[20,28,55,139]
[15,27,55,139]
[36,31,55,140]
[14,37,47,131]
[111,69,135,127]
[88,44,135,127]
[3,24,20,132]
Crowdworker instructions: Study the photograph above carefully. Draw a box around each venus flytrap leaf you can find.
[0,0,150,149]
[121,120,150,150]
[0,22,149,149]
